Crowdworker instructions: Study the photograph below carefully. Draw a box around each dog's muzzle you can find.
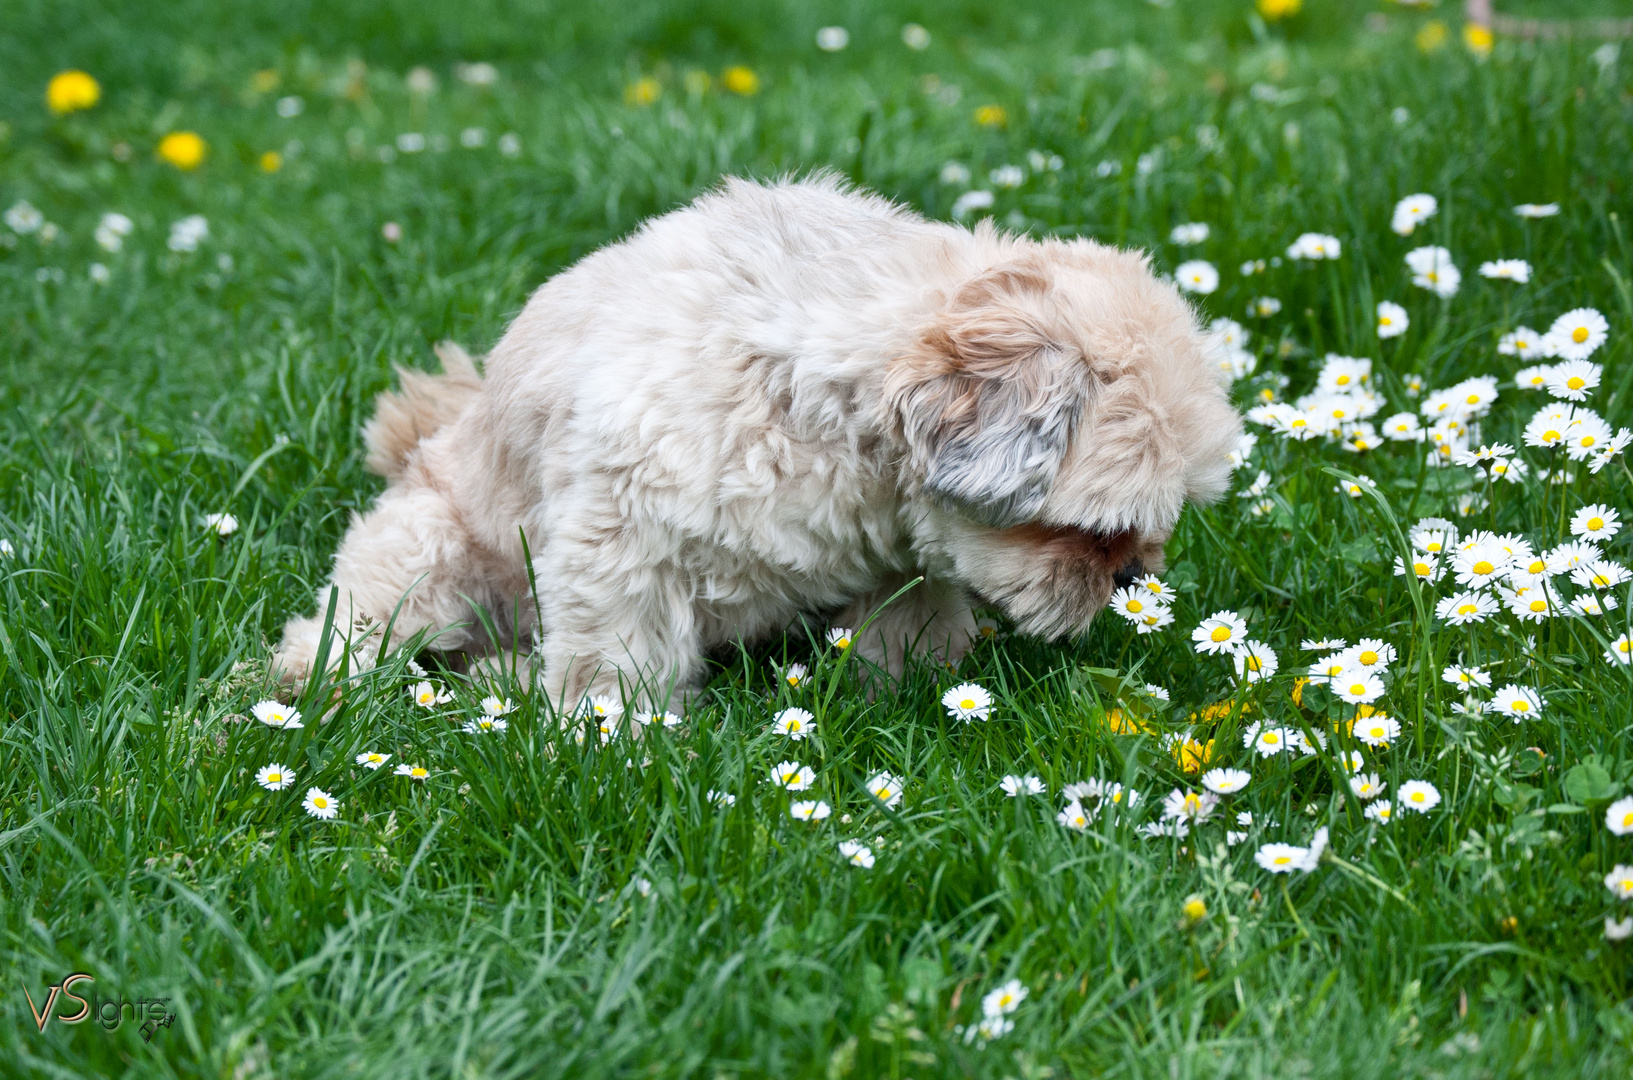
[1112,558,1145,589]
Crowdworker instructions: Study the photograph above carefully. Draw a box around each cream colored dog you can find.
[274,175,1241,709]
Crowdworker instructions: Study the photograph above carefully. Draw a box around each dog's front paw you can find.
[270,616,324,692]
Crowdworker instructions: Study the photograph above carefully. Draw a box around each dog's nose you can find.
[1113,559,1144,589]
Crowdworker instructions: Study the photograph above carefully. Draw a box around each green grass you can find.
[3,1,1633,1076]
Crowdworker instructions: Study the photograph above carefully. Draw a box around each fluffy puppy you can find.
[273,175,1241,708]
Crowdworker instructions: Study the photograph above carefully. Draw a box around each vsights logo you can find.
[23,973,175,1041]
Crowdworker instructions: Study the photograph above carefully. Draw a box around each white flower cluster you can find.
[1205,317,1256,380]
[1246,353,1381,447]
[1106,573,1178,635]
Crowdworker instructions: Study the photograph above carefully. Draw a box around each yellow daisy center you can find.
[1512,701,1529,712]
[1379,317,1392,326]
[1350,683,1367,696]
[1466,394,1480,405]
[1246,656,1262,672]
[1457,604,1478,615]
[1593,574,1610,587]
[1264,732,1280,745]
[1582,436,1597,447]
[960,698,975,710]
[1425,542,1442,552]
[1623,812,1633,828]
[1359,650,1378,665]
[1413,562,1430,575]
[1410,792,1425,803]
[1529,600,1546,612]
[1337,374,1351,385]
[1273,855,1292,866]
[313,797,328,808]
[1127,599,1144,613]
[1528,560,1546,574]
[1619,642,1631,654]
[1211,626,1232,642]
[1369,726,1385,738]
[1544,429,1560,442]
[1588,517,1605,531]
[1568,376,1586,389]
[268,772,281,782]
[1472,560,1495,576]
[1573,327,1590,343]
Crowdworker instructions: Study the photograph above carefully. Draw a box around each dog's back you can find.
[361,341,484,479]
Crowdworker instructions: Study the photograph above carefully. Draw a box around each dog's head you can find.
[888,240,1241,637]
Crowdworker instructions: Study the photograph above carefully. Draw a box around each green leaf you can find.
[1563,762,1618,804]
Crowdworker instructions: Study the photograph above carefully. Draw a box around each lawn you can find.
[3,1,1633,1076]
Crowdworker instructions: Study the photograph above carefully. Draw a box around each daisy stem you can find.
[1280,880,1312,942]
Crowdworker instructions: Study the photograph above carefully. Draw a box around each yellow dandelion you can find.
[1256,0,1302,20]
[1173,738,1216,775]
[973,104,1007,128]
[158,131,207,171]
[251,69,281,94]
[259,151,283,173]
[47,70,101,115]
[1416,21,1448,52]
[722,66,759,96]
[624,76,661,106]
[1463,24,1493,57]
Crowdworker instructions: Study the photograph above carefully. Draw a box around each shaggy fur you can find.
[273,175,1242,709]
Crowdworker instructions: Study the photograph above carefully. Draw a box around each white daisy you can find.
[1365,799,1394,824]
[411,681,453,708]
[1376,301,1410,339]
[251,700,304,730]
[1000,774,1045,797]
[302,787,338,819]
[1133,606,1177,635]
[1353,713,1401,747]
[1512,203,1560,218]
[942,683,993,721]
[982,979,1028,1018]
[1349,773,1386,801]
[1478,259,1530,283]
[1606,917,1633,941]
[1546,308,1609,362]
[256,763,295,791]
[1201,768,1251,794]
[1232,640,1279,683]
[1571,504,1620,540]
[826,626,854,650]
[1191,610,1248,655]
[1171,222,1210,245]
[838,839,875,868]
[203,512,238,537]
[1162,788,1220,822]
[1490,684,1544,720]
[1057,801,1093,831]
[1287,232,1342,260]
[1605,633,1633,665]
[1175,260,1219,294]
[1109,585,1167,623]
[1390,193,1437,235]
[1398,780,1441,813]
[1606,796,1633,837]
[480,695,514,717]
[463,716,507,734]
[1441,664,1491,690]
[779,663,809,688]
[790,800,832,822]
[1436,591,1498,625]
[865,771,904,809]
[1301,637,1347,651]
[707,789,737,807]
[1405,245,1460,298]
[1608,865,1633,901]
[772,707,815,740]
[1332,671,1386,705]
[1571,559,1631,591]
[355,751,390,770]
[769,761,816,791]
[1246,724,1292,757]
[394,763,430,781]
[1341,639,1396,673]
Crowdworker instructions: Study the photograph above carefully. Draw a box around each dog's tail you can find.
[361,341,484,479]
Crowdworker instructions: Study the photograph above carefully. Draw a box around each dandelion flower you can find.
[302,787,338,820]
[47,70,101,114]
[1490,684,1544,720]
[1365,799,1394,824]
[838,839,874,867]
[355,751,390,770]
[1175,260,1219,294]
[942,682,993,721]
[251,700,304,729]
[1606,797,1633,837]
[394,763,430,781]
[865,771,904,809]
[157,131,207,171]
[770,761,816,791]
[1571,504,1620,540]
[1354,713,1400,747]
[1390,193,1437,236]
[1398,780,1441,813]
[982,979,1028,1018]
[256,763,295,791]
[772,707,815,740]
[721,66,759,95]
[1546,308,1609,362]
[1478,259,1530,283]
[1191,610,1248,655]
[1349,773,1386,801]
[789,799,831,822]
[1376,301,1409,339]
[1201,768,1250,794]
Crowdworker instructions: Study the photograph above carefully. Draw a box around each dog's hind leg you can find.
[834,571,979,680]
[272,483,521,688]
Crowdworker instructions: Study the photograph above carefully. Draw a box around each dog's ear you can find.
[887,265,1088,527]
